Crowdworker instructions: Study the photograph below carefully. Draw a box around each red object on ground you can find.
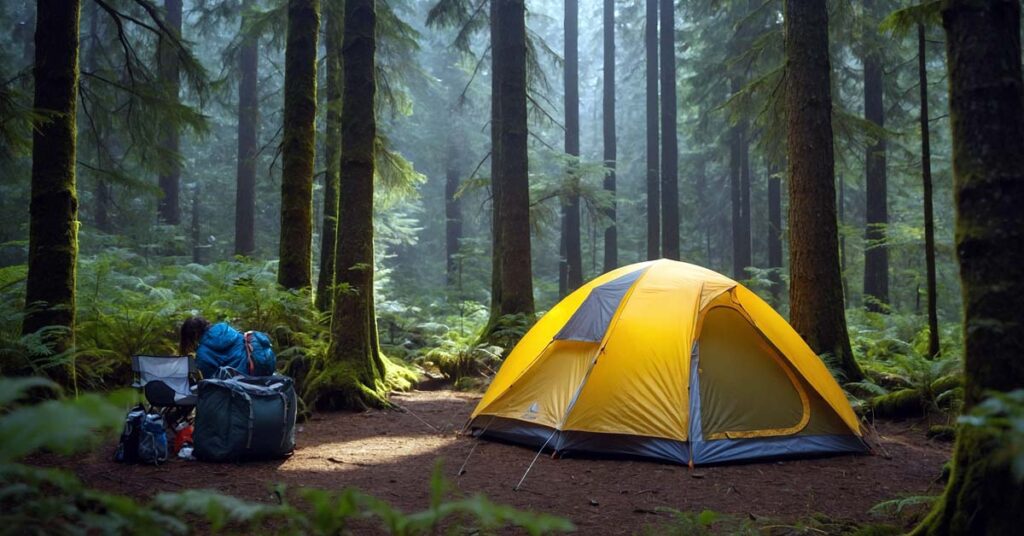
[173,425,193,454]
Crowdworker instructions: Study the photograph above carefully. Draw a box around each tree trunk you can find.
[191,184,202,264]
[645,0,660,259]
[484,0,534,337]
[839,169,848,300]
[234,0,259,257]
[729,86,751,279]
[602,0,617,272]
[862,0,889,312]
[918,22,940,358]
[85,2,113,234]
[560,0,582,295]
[445,134,463,288]
[784,0,863,382]
[659,0,678,260]
[23,0,81,377]
[768,162,783,306]
[156,0,182,225]
[912,2,1024,533]
[313,0,390,410]
[278,0,320,290]
[315,4,342,312]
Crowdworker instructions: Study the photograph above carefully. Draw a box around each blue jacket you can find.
[195,323,276,378]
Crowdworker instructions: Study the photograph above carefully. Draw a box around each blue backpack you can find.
[137,413,169,465]
[115,407,167,465]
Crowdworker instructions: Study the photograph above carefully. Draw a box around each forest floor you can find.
[38,385,952,535]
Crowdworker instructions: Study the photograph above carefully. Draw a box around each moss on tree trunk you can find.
[307,0,394,410]
[22,0,81,381]
[482,0,534,343]
[783,0,864,383]
[918,21,940,358]
[912,1,1024,533]
[278,0,320,290]
[315,3,342,312]
[234,0,259,257]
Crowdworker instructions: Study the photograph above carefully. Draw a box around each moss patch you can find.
[870,388,925,419]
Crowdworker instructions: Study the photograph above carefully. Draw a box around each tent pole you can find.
[457,415,497,476]
[513,429,557,491]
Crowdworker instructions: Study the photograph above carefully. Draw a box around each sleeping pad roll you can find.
[193,373,297,462]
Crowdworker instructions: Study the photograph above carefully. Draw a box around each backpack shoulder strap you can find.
[243,331,256,375]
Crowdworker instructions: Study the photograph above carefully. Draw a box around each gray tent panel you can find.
[554,267,647,342]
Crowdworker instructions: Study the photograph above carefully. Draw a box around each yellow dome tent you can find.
[468,259,866,465]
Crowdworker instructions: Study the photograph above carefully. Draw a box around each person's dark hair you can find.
[180,316,211,355]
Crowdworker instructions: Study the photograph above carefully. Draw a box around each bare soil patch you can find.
[36,388,951,534]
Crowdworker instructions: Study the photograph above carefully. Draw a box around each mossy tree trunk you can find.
[918,22,940,358]
[484,0,534,339]
[912,1,1024,532]
[862,0,889,312]
[234,0,259,257]
[315,0,389,410]
[645,0,660,260]
[659,0,678,261]
[23,0,81,378]
[783,0,864,382]
[315,2,342,312]
[560,0,582,296]
[156,0,182,226]
[602,0,617,272]
[278,0,320,290]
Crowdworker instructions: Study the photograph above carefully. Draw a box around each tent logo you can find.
[522,402,540,420]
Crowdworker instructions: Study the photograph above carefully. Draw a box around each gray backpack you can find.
[193,371,297,462]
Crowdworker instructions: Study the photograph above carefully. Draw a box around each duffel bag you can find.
[193,372,297,462]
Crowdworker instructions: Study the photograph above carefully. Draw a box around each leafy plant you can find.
[423,331,503,382]
[0,377,575,535]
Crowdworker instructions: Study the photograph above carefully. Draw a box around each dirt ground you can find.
[39,388,951,534]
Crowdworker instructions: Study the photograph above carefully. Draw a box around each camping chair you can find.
[131,355,198,424]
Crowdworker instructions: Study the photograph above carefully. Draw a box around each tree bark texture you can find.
[156,0,182,225]
[316,4,343,312]
[278,0,320,290]
[862,0,889,312]
[318,0,389,410]
[645,0,660,259]
[23,0,81,366]
[487,0,534,328]
[784,0,863,382]
[659,0,678,260]
[560,0,582,295]
[918,22,940,358]
[602,0,617,272]
[913,1,1024,532]
[234,0,259,257]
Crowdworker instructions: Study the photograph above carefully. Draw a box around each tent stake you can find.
[514,430,557,491]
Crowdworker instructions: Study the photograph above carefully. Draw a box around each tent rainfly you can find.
[467,259,867,465]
